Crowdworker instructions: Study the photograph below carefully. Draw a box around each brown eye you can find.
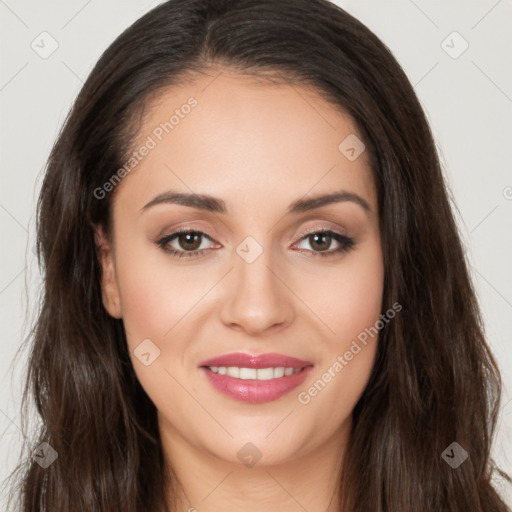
[308,233,332,252]
[176,232,203,251]
[294,230,355,257]
[156,229,215,258]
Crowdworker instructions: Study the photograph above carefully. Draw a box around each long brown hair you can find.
[7,0,511,510]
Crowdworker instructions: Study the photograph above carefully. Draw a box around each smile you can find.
[200,364,313,403]
[198,352,314,403]
[206,366,301,380]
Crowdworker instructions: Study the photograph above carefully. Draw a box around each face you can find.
[96,69,384,468]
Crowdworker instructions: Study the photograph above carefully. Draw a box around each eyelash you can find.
[155,227,355,259]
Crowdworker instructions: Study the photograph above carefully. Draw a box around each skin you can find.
[96,68,384,512]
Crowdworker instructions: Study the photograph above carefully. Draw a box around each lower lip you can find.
[200,366,313,403]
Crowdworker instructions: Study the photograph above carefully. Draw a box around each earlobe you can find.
[94,225,123,319]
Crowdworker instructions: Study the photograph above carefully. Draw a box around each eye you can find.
[293,229,355,257]
[156,229,217,259]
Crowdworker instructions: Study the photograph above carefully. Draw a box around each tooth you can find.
[209,366,301,379]
[227,366,240,378]
[239,368,257,380]
[256,368,275,380]
[274,367,285,378]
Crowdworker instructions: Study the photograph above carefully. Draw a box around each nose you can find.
[219,241,296,336]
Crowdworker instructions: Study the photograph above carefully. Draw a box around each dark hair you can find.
[7,0,510,510]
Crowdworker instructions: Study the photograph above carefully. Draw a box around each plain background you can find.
[1,0,511,508]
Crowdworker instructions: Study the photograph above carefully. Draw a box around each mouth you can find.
[198,352,314,403]
[204,365,304,379]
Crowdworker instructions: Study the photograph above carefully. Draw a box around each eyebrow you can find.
[141,189,372,216]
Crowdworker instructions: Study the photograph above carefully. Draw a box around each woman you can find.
[8,0,511,510]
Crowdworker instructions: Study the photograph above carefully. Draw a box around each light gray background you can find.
[1,0,511,508]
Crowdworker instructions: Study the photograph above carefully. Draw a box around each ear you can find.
[94,225,123,319]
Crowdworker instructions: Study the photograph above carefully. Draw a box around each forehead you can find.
[113,70,376,217]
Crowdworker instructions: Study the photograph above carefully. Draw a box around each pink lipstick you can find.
[198,352,314,403]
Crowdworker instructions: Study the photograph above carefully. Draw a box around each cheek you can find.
[114,244,206,408]
[305,241,384,350]
[330,265,383,344]
[299,240,384,405]
[115,242,207,345]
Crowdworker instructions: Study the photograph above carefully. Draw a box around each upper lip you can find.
[198,352,313,369]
